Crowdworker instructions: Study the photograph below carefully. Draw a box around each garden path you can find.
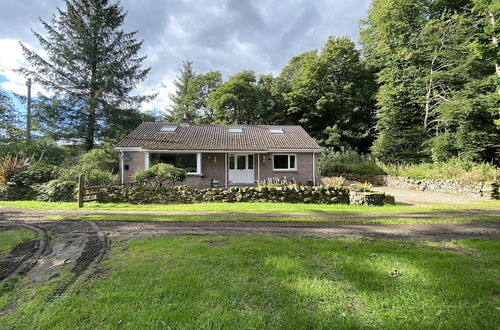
[372,186,486,206]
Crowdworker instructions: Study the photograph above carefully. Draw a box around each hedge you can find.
[95,185,352,205]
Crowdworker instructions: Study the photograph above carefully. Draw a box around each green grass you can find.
[1,200,499,215]
[0,229,37,254]
[1,237,498,329]
[45,214,500,224]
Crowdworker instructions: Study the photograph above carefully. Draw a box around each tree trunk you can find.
[85,105,95,151]
[424,54,437,130]
[491,12,500,94]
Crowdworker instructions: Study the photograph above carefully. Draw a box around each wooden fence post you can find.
[78,174,84,208]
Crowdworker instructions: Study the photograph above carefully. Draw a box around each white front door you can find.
[228,154,254,184]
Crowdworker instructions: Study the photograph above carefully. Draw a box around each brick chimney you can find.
[181,112,191,126]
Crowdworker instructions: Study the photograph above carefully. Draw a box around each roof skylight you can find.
[269,128,284,134]
[160,126,177,132]
[228,128,243,133]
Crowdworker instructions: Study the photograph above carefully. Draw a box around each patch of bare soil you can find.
[95,220,500,241]
[0,220,109,311]
[0,222,48,281]
[0,240,37,280]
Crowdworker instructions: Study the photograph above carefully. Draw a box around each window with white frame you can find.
[156,153,199,174]
[273,154,297,171]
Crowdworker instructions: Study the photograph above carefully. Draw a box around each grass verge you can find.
[44,214,500,224]
[1,200,499,214]
[0,237,498,329]
[0,229,37,254]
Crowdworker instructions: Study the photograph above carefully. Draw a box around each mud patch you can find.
[50,222,109,299]
[72,235,105,276]
[0,240,37,280]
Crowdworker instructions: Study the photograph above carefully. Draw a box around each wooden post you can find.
[26,78,32,145]
[78,174,84,208]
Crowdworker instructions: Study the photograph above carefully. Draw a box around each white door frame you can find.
[228,154,254,184]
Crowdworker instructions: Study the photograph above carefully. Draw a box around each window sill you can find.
[187,173,202,176]
[273,169,298,172]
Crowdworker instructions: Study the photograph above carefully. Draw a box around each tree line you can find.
[0,0,498,164]
[168,0,499,163]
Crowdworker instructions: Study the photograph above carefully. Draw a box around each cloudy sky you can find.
[0,0,371,113]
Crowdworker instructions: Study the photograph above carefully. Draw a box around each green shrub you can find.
[351,182,373,192]
[318,149,386,177]
[35,179,76,202]
[59,145,119,186]
[379,158,499,182]
[7,162,59,200]
[79,146,118,173]
[132,164,186,186]
[318,149,498,183]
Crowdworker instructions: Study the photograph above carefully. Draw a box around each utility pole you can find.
[26,78,32,144]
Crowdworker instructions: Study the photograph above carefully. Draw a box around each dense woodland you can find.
[168,0,499,163]
[0,0,498,193]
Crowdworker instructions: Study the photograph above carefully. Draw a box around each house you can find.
[115,122,322,188]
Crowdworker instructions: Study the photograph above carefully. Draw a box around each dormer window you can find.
[160,126,177,132]
[269,128,284,134]
[228,128,243,133]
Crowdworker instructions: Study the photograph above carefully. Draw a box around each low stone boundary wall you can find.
[349,191,394,206]
[384,176,498,199]
[95,185,393,206]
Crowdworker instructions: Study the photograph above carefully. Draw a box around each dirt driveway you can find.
[1,205,498,309]
[1,217,499,282]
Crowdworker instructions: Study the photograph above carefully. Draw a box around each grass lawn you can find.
[0,229,37,254]
[1,200,499,215]
[1,237,498,329]
[46,214,500,224]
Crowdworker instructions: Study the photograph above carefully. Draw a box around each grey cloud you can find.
[0,0,371,109]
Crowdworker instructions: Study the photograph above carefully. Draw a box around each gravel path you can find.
[372,186,487,205]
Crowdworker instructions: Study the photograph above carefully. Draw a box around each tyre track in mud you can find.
[0,221,49,281]
[50,221,109,299]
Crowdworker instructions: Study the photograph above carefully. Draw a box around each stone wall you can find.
[384,176,498,199]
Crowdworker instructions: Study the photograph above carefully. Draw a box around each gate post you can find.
[78,174,84,208]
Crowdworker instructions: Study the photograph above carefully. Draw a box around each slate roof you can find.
[116,122,321,151]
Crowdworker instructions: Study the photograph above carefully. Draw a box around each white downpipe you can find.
[144,152,150,169]
[257,153,260,184]
[120,151,124,184]
[225,153,228,189]
[312,151,316,186]
[196,152,202,175]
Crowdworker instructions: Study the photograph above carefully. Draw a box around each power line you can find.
[0,63,16,73]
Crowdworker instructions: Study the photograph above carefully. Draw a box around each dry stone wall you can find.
[385,176,498,199]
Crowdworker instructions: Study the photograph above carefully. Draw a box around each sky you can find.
[0,0,372,114]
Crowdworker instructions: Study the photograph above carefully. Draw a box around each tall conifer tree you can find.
[169,61,196,121]
[19,0,154,150]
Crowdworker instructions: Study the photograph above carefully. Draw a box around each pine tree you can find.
[0,90,24,155]
[169,61,196,121]
[19,0,154,150]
